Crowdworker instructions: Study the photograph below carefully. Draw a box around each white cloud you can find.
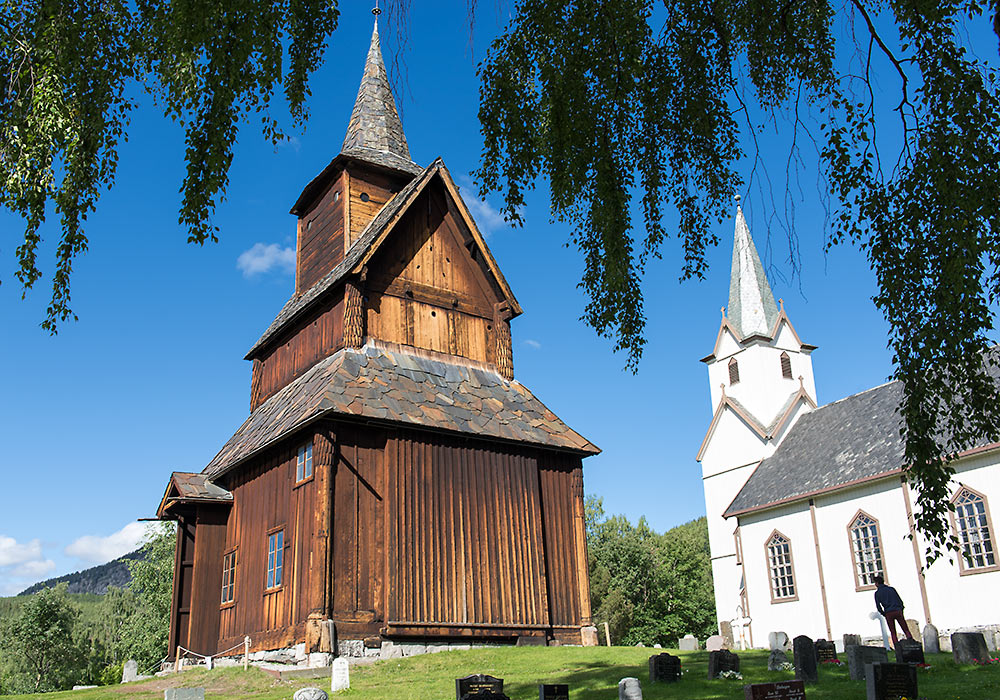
[456,176,512,236]
[523,339,542,349]
[0,535,43,567]
[237,242,296,278]
[65,522,147,565]
[11,559,56,578]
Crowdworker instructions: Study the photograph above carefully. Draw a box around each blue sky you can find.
[0,3,902,595]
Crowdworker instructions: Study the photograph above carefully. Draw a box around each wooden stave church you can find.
[155,21,599,658]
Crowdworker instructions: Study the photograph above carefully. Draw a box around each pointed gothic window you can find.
[780,352,793,379]
[951,487,998,573]
[848,511,885,590]
[765,531,797,602]
[729,358,740,385]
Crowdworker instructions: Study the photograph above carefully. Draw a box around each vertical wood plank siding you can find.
[297,171,346,293]
[168,518,196,656]
[187,508,228,655]
[250,291,345,410]
[538,453,589,629]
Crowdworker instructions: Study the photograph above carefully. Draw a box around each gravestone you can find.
[865,662,917,700]
[895,639,924,665]
[905,619,920,641]
[707,650,740,679]
[792,636,817,684]
[678,634,699,651]
[706,635,726,651]
[767,649,789,671]
[539,684,569,700]
[720,621,735,648]
[122,659,139,683]
[989,631,999,653]
[743,680,807,700]
[164,690,205,700]
[618,677,642,700]
[921,624,939,655]
[331,658,350,692]
[294,689,329,700]
[951,632,990,664]
[994,631,1000,653]
[843,634,862,649]
[846,645,888,681]
[815,639,837,663]
[768,632,791,651]
[648,653,681,683]
[457,675,504,700]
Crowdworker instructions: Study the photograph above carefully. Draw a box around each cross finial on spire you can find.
[372,0,381,16]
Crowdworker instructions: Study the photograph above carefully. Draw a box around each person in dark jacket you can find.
[873,574,914,646]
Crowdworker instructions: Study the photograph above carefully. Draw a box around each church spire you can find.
[727,200,779,339]
[341,19,419,174]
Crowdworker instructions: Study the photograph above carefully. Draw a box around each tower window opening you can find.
[780,352,793,379]
[729,358,740,385]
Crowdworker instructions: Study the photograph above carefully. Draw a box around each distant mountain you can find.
[19,549,145,596]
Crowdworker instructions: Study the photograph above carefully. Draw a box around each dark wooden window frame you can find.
[295,441,314,485]
[765,529,799,603]
[729,357,740,385]
[220,548,237,608]
[846,509,887,591]
[950,485,999,575]
[780,351,793,380]
[265,527,285,593]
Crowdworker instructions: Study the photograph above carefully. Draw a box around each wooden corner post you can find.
[493,301,514,380]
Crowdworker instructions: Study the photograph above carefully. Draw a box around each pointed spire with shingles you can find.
[341,20,421,175]
[728,204,779,339]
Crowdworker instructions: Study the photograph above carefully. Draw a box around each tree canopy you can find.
[476,0,1000,559]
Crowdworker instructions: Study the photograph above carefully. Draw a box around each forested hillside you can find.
[18,550,143,596]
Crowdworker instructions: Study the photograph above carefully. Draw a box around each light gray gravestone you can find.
[678,634,699,651]
[921,624,939,654]
[294,688,329,700]
[705,635,726,651]
[905,619,920,641]
[951,632,990,665]
[618,677,642,700]
[331,658,350,692]
[720,621,735,648]
[164,690,205,700]
[122,659,139,683]
[768,649,789,671]
[843,634,862,649]
[846,645,888,682]
[988,631,998,653]
[769,631,791,651]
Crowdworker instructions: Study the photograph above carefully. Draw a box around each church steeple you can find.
[728,202,779,339]
[341,20,420,175]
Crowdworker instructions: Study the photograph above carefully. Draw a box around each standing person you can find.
[873,574,914,647]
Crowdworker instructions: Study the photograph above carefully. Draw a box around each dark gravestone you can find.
[743,680,807,700]
[895,639,924,665]
[539,684,569,700]
[792,636,817,684]
[815,639,837,663]
[648,653,681,683]
[457,675,506,700]
[846,645,888,681]
[707,650,740,679]
[952,632,991,665]
[865,662,917,700]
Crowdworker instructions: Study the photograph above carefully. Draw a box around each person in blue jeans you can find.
[873,574,914,647]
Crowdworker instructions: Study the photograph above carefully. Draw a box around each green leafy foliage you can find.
[586,496,716,646]
[1,0,339,331]
[0,584,83,694]
[477,0,1000,559]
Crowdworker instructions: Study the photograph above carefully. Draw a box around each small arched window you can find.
[848,511,885,590]
[951,487,998,573]
[780,352,793,379]
[729,358,740,385]
[765,531,797,602]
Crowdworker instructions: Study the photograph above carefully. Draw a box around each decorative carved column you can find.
[571,467,593,625]
[493,301,513,381]
[308,430,336,652]
[344,279,365,349]
[250,359,262,411]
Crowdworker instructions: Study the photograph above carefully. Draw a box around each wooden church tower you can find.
[156,20,599,658]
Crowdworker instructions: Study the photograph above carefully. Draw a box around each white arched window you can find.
[765,531,797,602]
[848,511,885,590]
[951,487,998,573]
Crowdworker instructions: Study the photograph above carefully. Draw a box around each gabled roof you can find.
[156,472,232,518]
[696,386,816,461]
[248,158,520,359]
[208,341,599,479]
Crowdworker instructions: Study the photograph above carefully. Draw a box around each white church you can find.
[697,205,1000,648]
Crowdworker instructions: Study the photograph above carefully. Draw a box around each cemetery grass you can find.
[2,647,998,700]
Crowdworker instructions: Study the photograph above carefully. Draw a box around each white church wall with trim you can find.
[706,341,816,424]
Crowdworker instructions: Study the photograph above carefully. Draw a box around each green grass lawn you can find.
[3,647,997,700]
